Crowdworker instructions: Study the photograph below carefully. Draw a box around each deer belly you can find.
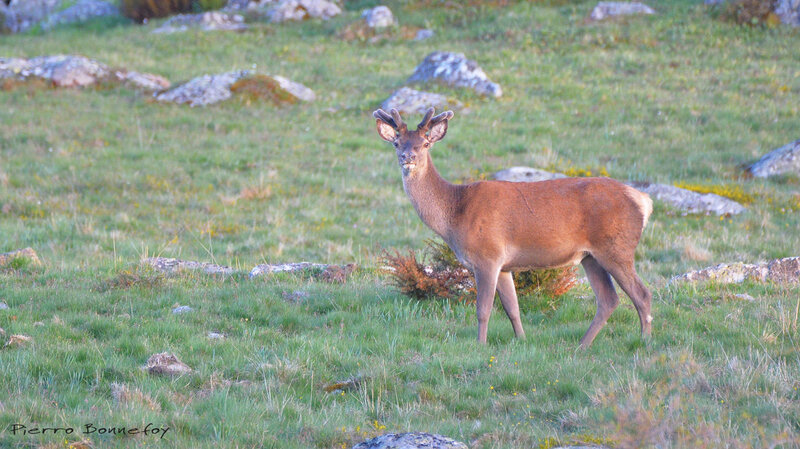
[502,246,586,271]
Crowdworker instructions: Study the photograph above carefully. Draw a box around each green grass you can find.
[1,1,799,448]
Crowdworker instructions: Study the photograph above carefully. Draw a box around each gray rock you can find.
[1,0,62,33]
[733,293,756,301]
[268,0,341,22]
[145,352,192,376]
[381,87,462,115]
[775,0,800,26]
[41,0,119,30]
[352,432,468,449]
[272,74,316,101]
[0,302,8,310]
[414,28,434,41]
[282,290,310,303]
[172,305,193,314]
[155,71,314,106]
[114,70,171,91]
[746,139,800,178]
[249,262,327,278]
[408,51,502,98]
[361,5,394,28]
[207,331,225,339]
[589,1,655,20]
[627,181,745,216]
[152,11,247,34]
[493,166,567,183]
[671,257,800,285]
[143,257,237,276]
[225,0,275,10]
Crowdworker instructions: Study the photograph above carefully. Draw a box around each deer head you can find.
[373,108,454,176]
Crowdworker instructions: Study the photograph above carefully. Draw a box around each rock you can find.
[627,181,745,216]
[746,139,800,178]
[0,302,8,310]
[225,0,275,10]
[408,51,502,98]
[249,262,327,278]
[493,167,567,183]
[281,290,310,303]
[152,11,247,34]
[323,376,365,393]
[0,55,169,91]
[0,247,42,267]
[268,0,341,22]
[143,257,237,276]
[352,432,468,449]
[155,71,313,106]
[3,334,32,349]
[320,263,357,284]
[671,256,800,285]
[775,0,800,26]
[381,87,462,115]
[41,0,119,30]
[414,29,434,41]
[589,2,655,20]
[145,352,192,376]
[732,293,756,301]
[172,305,193,314]
[207,331,225,339]
[361,5,394,28]
[1,0,62,33]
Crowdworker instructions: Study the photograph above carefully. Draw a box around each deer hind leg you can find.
[593,254,653,340]
[579,255,620,348]
[496,271,525,339]
[474,265,501,344]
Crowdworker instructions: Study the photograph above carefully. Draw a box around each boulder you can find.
[0,247,42,267]
[381,87,462,115]
[671,256,800,285]
[775,0,800,26]
[249,262,327,278]
[746,139,800,178]
[145,352,192,376]
[408,51,502,98]
[352,433,468,449]
[627,181,746,216]
[152,11,247,34]
[361,5,394,28]
[589,2,655,20]
[41,0,119,30]
[268,0,341,22]
[493,166,567,183]
[1,0,62,33]
[155,71,314,106]
[143,257,237,276]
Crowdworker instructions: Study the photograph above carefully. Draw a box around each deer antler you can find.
[390,109,408,132]
[373,109,397,129]
[417,108,435,130]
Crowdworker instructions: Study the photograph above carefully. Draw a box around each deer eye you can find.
[423,142,430,148]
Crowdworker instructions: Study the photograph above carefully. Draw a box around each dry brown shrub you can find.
[381,249,472,301]
[720,0,780,26]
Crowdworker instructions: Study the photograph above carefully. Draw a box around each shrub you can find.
[720,0,779,26]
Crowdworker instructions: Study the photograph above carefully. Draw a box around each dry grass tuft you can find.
[110,382,161,411]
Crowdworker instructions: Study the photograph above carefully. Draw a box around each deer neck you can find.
[401,153,459,239]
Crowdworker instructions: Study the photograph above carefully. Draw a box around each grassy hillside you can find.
[1,1,799,448]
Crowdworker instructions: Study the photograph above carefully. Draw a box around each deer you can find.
[373,107,654,347]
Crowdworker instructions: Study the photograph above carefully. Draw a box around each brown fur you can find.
[374,108,653,347]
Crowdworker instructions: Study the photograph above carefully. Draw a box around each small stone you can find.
[33,321,44,327]
[152,11,247,34]
[172,305,193,314]
[4,334,32,349]
[414,28,434,41]
[145,352,192,376]
[268,0,341,22]
[493,167,567,183]
[381,87,462,115]
[408,51,502,98]
[207,331,225,339]
[352,432,468,449]
[589,2,655,20]
[281,290,310,303]
[249,262,327,278]
[732,293,756,302]
[0,302,8,310]
[361,5,394,28]
[746,139,800,178]
[143,257,237,275]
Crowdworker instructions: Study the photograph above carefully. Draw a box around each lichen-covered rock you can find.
[268,0,341,22]
[746,139,800,178]
[381,87,462,115]
[249,262,327,278]
[408,51,502,98]
[41,0,119,30]
[0,247,42,267]
[671,257,800,285]
[143,257,237,276]
[1,0,62,33]
[493,166,567,183]
[152,11,247,34]
[361,5,394,28]
[0,55,169,91]
[145,352,192,376]
[352,432,468,449]
[155,71,314,106]
[627,181,745,216]
[589,1,655,20]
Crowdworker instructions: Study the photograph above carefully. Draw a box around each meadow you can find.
[1,0,799,447]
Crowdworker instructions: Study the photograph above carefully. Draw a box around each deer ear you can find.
[376,120,397,142]
[428,120,448,143]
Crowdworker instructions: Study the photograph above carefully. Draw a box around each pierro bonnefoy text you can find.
[9,423,170,439]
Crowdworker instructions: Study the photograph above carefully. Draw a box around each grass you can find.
[1,0,799,447]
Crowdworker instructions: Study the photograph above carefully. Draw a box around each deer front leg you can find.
[474,265,501,343]
[496,271,525,339]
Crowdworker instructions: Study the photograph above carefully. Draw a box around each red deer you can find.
[373,108,653,347]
